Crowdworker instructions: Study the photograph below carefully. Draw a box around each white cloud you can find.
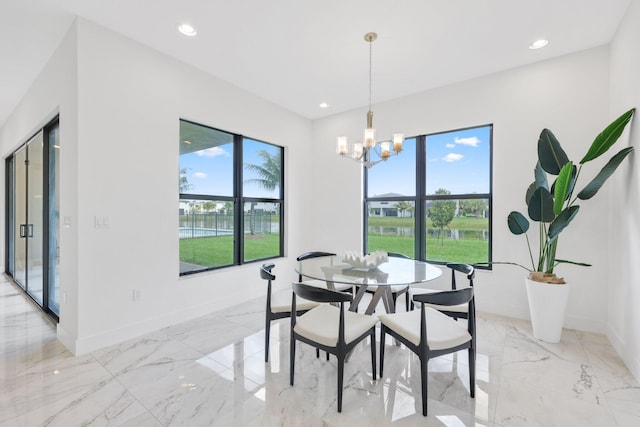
[454,136,480,147]
[446,143,455,148]
[196,147,229,157]
[193,172,208,179]
[443,153,464,162]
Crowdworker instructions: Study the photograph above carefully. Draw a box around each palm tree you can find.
[244,150,281,234]
[244,150,281,192]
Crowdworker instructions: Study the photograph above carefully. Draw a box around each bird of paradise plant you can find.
[504,108,635,283]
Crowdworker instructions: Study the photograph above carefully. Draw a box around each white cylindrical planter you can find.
[525,278,571,343]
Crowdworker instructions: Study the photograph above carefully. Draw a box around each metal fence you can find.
[179,212,278,239]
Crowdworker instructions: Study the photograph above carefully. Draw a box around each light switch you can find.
[94,215,110,229]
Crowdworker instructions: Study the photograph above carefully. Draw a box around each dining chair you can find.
[290,282,379,413]
[379,287,476,416]
[261,263,318,363]
[358,252,411,312]
[297,251,354,295]
[409,263,474,319]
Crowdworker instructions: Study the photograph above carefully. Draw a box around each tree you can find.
[244,150,281,234]
[222,202,233,215]
[394,201,413,217]
[179,168,193,193]
[459,198,487,217]
[429,188,456,245]
[244,150,281,192]
[201,201,216,212]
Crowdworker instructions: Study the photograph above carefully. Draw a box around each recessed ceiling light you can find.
[529,39,548,50]
[178,23,197,37]
[319,102,330,109]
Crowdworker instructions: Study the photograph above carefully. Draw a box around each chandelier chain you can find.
[368,38,373,112]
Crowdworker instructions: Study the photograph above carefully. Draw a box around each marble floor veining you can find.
[1,276,640,426]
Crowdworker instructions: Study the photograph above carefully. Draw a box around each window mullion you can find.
[415,135,427,261]
[234,134,243,266]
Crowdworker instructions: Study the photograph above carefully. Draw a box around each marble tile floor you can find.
[2,276,640,426]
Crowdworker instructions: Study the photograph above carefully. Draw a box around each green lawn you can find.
[180,233,280,268]
[368,216,489,264]
[180,216,488,268]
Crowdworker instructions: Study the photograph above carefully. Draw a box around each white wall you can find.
[312,46,614,332]
[71,19,315,354]
[0,22,80,347]
[1,18,314,355]
[608,0,640,381]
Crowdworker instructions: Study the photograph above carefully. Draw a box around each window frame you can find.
[179,119,284,276]
[364,124,493,268]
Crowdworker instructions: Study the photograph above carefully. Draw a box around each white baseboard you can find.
[56,324,76,354]
[62,298,239,356]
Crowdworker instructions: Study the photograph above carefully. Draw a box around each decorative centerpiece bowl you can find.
[342,251,388,269]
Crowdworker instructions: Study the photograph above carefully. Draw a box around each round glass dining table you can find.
[295,255,442,314]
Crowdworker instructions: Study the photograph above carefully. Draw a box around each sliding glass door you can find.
[6,117,59,318]
[12,144,28,289]
[47,124,60,315]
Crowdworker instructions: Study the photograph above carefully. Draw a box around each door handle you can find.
[27,224,34,238]
[19,224,25,238]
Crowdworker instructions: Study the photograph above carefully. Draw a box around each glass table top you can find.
[296,255,442,286]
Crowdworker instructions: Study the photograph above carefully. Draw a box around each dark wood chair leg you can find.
[264,315,271,363]
[337,355,345,413]
[370,331,377,379]
[420,355,429,416]
[379,326,386,378]
[290,338,296,386]
[469,346,476,398]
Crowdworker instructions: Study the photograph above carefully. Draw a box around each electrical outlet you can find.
[132,289,141,302]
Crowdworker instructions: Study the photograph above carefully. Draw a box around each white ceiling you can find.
[0,0,632,127]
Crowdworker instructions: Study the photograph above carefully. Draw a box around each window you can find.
[179,120,284,275]
[365,125,492,266]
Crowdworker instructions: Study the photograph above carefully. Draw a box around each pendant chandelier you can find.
[336,32,404,168]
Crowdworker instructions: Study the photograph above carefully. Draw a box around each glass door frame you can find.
[4,116,59,322]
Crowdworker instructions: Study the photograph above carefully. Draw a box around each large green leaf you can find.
[580,108,635,164]
[548,205,580,240]
[528,187,555,222]
[525,182,536,205]
[551,164,577,201]
[553,162,573,215]
[507,211,529,235]
[538,128,570,175]
[578,147,634,200]
[534,161,548,190]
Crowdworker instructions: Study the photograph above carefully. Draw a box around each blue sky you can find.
[368,125,491,196]
[181,125,491,199]
[180,139,280,198]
